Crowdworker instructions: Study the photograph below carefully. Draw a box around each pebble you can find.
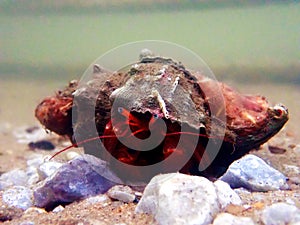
[26,166,40,186]
[19,221,35,225]
[24,207,47,214]
[107,185,136,203]
[66,151,81,160]
[85,194,111,205]
[2,186,33,210]
[268,145,286,154]
[261,202,300,225]
[136,173,220,225]
[0,158,56,190]
[37,160,63,180]
[213,213,255,225]
[52,205,65,213]
[33,154,122,209]
[0,169,28,190]
[214,180,242,209]
[28,140,55,150]
[220,154,288,191]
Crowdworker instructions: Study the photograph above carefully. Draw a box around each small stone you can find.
[66,151,81,160]
[28,140,55,150]
[0,169,28,190]
[24,207,47,214]
[52,205,64,213]
[33,154,122,210]
[220,154,288,191]
[37,161,63,180]
[213,213,255,225]
[134,191,143,197]
[26,166,40,185]
[2,186,33,210]
[85,194,111,205]
[268,145,286,154]
[261,202,300,225]
[19,221,35,225]
[107,185,135,203]
[136,173,220,225]
[214,180,242,209]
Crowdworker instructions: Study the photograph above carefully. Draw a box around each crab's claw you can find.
[263,104,288,141]
[219,82,289,156]
[35,81,78,139]
[232,101,289,152]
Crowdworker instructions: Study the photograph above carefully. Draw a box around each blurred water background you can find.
[0,0,299,135]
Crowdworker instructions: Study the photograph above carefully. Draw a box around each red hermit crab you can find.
[35,51,288,183]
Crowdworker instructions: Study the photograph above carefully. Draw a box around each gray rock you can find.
[220,154,288,191]
[107,185,135,203]
[33,154,122,209]
[261,202,300,225]
[136,173,220,225]
[213,213,255,225]
[214,180,242,209]
[26,166,40,185]
[37,161,63,180]
[2,186,33,210]
[0,169,28,190]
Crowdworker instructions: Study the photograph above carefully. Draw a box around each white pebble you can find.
[261,202,300,225]
[3,186,33,210]
[107,185,135,203]
[52,205,65,213]
[213,213,255,225]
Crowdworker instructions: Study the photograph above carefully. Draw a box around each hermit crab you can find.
[35,49,288,183]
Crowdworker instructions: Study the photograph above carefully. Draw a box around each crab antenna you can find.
[49,134,116,160]
[50,127,230,160]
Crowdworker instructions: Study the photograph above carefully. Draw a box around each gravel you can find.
[220,154,289,191]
